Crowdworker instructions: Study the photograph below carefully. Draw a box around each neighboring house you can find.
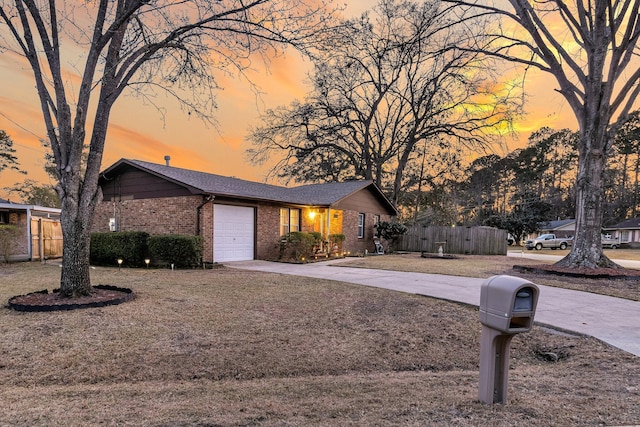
[603,217,640,248]
[0,198,62,261]
[94,158,398,263]
[537,219,576,239]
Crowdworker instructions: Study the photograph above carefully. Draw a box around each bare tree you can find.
[445,0,640,269]
[0,0,337,297]
[247,0,516,206]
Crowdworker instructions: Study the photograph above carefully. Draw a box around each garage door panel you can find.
[214,205,254,262]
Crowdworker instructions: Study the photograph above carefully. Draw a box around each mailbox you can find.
[479,275,539,333]
[478,275,540,404]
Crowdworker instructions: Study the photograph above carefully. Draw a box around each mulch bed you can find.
[513,264,640,280]
[7,285,135,312]
[420,252,459,260]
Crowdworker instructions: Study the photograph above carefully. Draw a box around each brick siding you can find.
[93,195,216,260]
[93,196,203,235]
[5,212,29,258]
[93,196,393,262]
[342,210,392,256]
[256,204,281,260]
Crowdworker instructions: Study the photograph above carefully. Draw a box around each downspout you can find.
[196,195,214,263]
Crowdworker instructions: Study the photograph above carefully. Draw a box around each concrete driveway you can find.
[228,258,640,357]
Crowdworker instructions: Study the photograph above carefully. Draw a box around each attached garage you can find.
[213,204,255,262]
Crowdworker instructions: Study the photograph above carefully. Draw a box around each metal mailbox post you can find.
[478,275,539,404]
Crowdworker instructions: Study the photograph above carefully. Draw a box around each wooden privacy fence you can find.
[30,217,63,260]
[396,225,508,255]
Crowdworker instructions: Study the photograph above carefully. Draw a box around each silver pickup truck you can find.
[525,234,573,250]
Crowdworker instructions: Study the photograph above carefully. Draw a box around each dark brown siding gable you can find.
[332,187,393,214]
[101,168,193,201]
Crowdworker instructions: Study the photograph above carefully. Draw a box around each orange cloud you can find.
[0,0,592,203]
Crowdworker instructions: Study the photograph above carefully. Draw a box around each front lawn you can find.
[0,263,638,426]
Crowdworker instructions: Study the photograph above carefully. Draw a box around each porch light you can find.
[309,209,317,219]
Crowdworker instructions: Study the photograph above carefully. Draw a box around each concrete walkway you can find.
[227,258,640,357]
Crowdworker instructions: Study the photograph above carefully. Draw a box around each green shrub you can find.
[279,231,317,261]
[148,234,203,268]
[90,231,150,267]
[374,221,408,240]
[374,221,408,252]
[309,231,323,245]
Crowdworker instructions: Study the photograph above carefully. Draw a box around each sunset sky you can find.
[0,0,578,201]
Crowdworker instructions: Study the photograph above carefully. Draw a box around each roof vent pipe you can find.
[164,155,171,166]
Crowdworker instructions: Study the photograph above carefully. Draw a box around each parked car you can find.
[602,234,626,249]
[525,234,573,250]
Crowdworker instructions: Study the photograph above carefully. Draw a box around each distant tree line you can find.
[409,113,640,243]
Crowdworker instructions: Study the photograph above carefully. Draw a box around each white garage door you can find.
[214,204,255,262]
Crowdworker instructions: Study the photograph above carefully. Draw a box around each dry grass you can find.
[341,251,640,301]
[0,262,638,426]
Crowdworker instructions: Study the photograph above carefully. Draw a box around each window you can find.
[290,209,300,232]
[280,208,301,235]
[357,213,365,239]
[0,211,8,224]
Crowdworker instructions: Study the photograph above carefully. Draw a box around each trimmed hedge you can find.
[148,234,203,268]
[90,232,203,268]
[90,231,150,267]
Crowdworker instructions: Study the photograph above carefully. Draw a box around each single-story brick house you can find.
[94,158,398,262]
[0,198,62,261]
[537,218,576,239]
[603,217,640,248]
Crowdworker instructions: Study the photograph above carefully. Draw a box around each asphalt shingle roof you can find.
[606,217,640,229]
[108,159,394,211]
[540,219,575,230]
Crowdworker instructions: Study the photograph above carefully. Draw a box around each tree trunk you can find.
[59,199,93,297]
[556,141,620,269]
[56,102,110,298]
[634,155,640,217]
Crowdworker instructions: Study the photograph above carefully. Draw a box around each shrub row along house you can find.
[94,158,397,263]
